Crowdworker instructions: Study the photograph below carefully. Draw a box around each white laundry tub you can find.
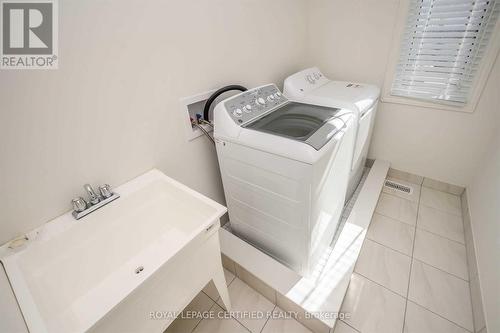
[0,169,228,333]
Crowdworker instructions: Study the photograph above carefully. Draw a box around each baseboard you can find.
[461,190,487,333]
[388,167,465,195]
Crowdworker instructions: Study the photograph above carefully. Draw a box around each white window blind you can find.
[392,0,500,104]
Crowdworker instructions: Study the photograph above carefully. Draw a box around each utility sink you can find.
[0,169,230,333]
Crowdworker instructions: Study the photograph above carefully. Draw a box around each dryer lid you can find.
[310,81,380,113]
[244,102,347,150]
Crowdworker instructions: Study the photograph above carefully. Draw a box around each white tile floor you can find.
[339,177,475,333]
[167,176,476,333]
[166,268,313,333]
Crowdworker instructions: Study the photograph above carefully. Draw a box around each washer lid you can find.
[244,102,346,150]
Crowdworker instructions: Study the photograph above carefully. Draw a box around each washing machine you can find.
[284,67,380,201]
[213,84,356,276]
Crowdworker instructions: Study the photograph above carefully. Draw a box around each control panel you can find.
[224,84,288,125]
[305,70,324,84]
[300,68,329,88]
[283,67,330,97]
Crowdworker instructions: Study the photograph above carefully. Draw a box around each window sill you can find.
[380,94,476,113]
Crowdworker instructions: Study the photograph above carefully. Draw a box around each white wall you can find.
[307,0,500,186]
[0,0,308,245]
[467,130,500,333]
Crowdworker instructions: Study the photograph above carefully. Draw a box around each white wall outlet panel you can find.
[180,88,244,142]
[180,89,217,141]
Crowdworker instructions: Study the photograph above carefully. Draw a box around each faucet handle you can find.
[99,184,113,199]
[72,197,87,212]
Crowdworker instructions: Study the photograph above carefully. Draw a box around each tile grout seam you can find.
[372,211,466,250]
[222,275,278,333]
[412,257,470,283]
[258,304,276,333]
[339,319,361,333]
[355,267,474,333]
[400,181,422,333]
[405,299,474,333]
[201,270,236,303]
[363,238,412,257]
[414,224,466,246]
[353,271,408,298]
[344,270,474,333]
[375,193,469,280]
[358,187,473,332]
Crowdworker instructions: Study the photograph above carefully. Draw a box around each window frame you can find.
[382,0,500,113]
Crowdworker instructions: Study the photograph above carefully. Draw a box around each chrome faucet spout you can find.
[84,184,100,205]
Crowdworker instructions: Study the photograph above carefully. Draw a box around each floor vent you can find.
[384,179,413,194]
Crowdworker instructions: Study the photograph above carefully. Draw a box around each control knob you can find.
[233,108,243,117]
[255,97,266,105]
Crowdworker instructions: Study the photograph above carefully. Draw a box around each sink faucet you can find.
[71,183,120,220]
[84,184,100,205]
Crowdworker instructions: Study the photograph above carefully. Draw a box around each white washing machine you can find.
[284,67,380,201]
[214,84,356,276]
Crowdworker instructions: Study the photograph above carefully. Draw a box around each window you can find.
[391,0,500,104]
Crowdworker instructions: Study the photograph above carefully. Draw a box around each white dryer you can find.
[214,84,356,276]
[284,67,380,201]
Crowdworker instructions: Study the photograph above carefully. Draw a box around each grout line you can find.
[189,302,218,333]
[412,257,470,283]
[189,317,203,333]
[201,290,219,304]
[212,300,253,333]
[417,226,465,254]
[372,206,469,281]
[339,319,361,332]
[415,224,466,246]
[227,272,236,286]
[400,179,422,333]
[406,300,474,333]
[219,277,276,333]
[365,237,413,258]
[371,210,417,230]
[201,272,237,304]
[373,210,417,227]
[418,201,463,218]
[258,304,276,333]
[401,192,474,333]
[412,227,469,280]
[231,261,237,275]
[231,314,253,333]
[353,271,407,299]
[421,184,464,197]
[374,198,465,246]
[363,238,411,259]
